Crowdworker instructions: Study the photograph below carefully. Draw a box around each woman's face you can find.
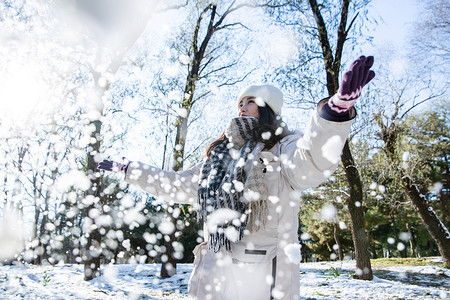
[238,96,260,118]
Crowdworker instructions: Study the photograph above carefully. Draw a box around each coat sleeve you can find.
[125,161,202,205]
[280,108,353,191]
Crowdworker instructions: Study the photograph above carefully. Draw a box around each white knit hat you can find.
[237,84,284,114]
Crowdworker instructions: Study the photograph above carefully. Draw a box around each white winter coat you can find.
[125,108,353,300]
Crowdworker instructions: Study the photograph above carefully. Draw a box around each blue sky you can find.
[368,0,419,50]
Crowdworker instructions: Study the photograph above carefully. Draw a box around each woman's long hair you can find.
[205,105,290,157]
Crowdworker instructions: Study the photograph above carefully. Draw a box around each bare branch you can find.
[400,92,445,119]
[216,22,251,31]
[308,0,335,95]
[156,0,189,13]
[110,109,139,121]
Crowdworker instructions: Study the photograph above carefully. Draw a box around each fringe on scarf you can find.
[209,231,232,252]
[246,199,269,232]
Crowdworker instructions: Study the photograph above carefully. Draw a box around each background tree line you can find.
[0,0,448,282]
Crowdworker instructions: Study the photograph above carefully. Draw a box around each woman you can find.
[99,56,375,300]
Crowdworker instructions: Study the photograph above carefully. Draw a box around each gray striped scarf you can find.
[198,117,268,252]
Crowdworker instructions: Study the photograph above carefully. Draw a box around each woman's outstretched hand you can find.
[328,55,375,113]
[98,159,129,173]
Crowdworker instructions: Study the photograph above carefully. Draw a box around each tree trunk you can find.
[341,141,373,280]
[161,110,189,278]
[83,225,102,280]
[333,222,344,261]
[160,207,178,278]
[2,158,8,206]
[441,188,450,229]
[84,120,103,280]
[374,114,450,267]
[440,156,450,228]
[160,3,220,278]
[32,174,41,243]
[406,223,417,258]
[34,190,50,265]
[307,0,373,279]
[402,176,450,266]
[367,231,378,259]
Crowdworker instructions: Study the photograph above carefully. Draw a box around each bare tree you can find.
[73,0,213,280]
[67,0,161,280]
[372,68,450,266]
[409,0,450,81]
[159,1,260,278]
[0,0,93,266]
[373,108,450,267]
[270,0,374,279]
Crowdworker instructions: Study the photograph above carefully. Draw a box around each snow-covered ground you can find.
[1,260,449,299]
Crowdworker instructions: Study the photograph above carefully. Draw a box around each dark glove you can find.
[328,55,375,113]
[98,159,129,173]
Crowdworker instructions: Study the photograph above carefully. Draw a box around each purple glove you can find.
[98,159,129,173]
[328,55,375,113]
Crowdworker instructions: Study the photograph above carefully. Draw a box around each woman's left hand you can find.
[328,55,375,113]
